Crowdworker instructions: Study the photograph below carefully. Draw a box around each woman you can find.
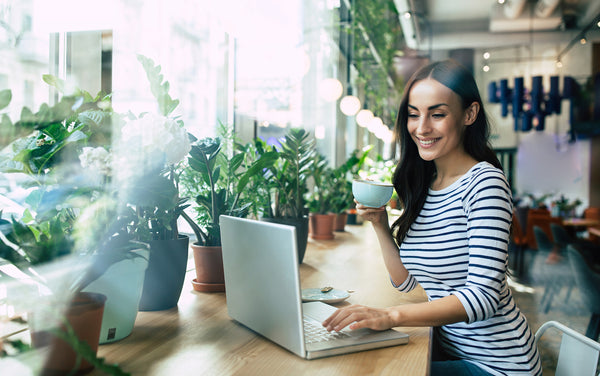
[322,60,541,376]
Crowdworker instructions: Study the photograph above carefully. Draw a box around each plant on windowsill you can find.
[116,54,192,311]
[0,76,131,375]
[328,147,372,231]
[178,125,277,292]
[245,128,316,263]
[306,153,336,240]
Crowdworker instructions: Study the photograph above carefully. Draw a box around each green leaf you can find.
[42,74,66,93]
[229,152,245,173]
[126,174,178,211]
[237,151,278,193]
[77,110,105,128]
[212,165,221,184]
[136,54,180,116]
[0,89,11,111]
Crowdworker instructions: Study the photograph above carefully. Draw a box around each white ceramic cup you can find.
[352,179,394,208]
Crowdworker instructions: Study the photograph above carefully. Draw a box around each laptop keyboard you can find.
[303,318,351,344]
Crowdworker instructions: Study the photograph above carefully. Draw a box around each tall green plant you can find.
[260,128,316,219]
[180,128,277,246]
[306,153,334,215]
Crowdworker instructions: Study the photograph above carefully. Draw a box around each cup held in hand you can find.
[352,179,394,208]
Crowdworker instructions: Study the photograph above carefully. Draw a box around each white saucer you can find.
[301,288,350,304]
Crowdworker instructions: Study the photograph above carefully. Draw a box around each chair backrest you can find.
[567,245,600,313]
[527,213,562,249]
[511,211,527,246]
[584,207,600,221]
[535,321,600,376]
[533,225,555,253]
[584,207,600,242]
[550,223,573,249]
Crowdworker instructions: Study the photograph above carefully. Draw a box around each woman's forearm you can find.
[386,295,468,327]
[372,222,409,286]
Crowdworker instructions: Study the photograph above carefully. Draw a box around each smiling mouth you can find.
[418,138,440,146]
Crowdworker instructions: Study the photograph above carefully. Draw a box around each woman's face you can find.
[406,78,475,164]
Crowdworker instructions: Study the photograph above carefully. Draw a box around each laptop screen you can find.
[219,215,306,357]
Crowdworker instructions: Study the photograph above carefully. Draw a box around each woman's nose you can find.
[415,117,432,135]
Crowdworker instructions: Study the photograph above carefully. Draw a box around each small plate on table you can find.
[301,288,350,304]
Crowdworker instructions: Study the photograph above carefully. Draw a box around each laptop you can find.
[219,215,409,359]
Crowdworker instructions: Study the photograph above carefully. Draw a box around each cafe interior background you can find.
[1,0,600,374]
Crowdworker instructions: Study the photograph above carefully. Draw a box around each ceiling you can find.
[392,0,600,52]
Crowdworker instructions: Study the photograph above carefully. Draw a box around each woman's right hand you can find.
[355,201,389,227]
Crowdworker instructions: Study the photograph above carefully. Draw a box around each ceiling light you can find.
[498,0,505,4]
[580,37,587,45]
[340,95,361,116]
[483,52,490,60]
[318,78,343,102]
[597,20,600,28]
[367,116,384,133]
[403,12,411,19]
[483,65,490,72]
[556,60,563,68]
[356,109,374,127]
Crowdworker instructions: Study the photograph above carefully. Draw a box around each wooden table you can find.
[93,223,431,376]
[562,217,600,228]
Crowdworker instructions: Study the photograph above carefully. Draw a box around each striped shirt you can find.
[395,162,542,375]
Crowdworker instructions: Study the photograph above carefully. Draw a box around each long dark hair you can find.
[390,59,502,245]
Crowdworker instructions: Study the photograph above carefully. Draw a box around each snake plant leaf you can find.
[237,150,278,194]
[229,152,245,174]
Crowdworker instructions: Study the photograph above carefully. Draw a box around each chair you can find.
[551,222,574,251]
[567,245,600,340]
[533,226,574,313]
[525,209,561,250]
[584,207,600,244]
[535,320,600,376]
[551,223,600,267]
[510,211,528,277]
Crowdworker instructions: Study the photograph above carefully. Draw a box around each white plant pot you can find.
[84,249,149,344]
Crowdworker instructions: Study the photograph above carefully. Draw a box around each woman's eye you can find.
[432,113,446,119]
[408,113,419,118]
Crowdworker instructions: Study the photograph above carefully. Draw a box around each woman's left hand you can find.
[322,304,396,332]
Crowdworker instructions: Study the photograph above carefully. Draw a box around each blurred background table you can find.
[93,222,431,376]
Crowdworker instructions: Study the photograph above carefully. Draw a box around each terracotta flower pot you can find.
[191,244,225,292]
[334,212,348,232]
[30,292,107,376]
[309,213,336,240]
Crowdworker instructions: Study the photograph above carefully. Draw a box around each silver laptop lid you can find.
[219,215,306,357]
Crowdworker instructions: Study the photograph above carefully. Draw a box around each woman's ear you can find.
[464,102,480,126]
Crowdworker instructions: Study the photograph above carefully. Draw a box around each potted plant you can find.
[306,153,336,240]
[117,55,193,312]
[328,147,371,231]
[0,78,131,374]
[247,129,316,263]
[551,195,583,218]
[179,126,277,292]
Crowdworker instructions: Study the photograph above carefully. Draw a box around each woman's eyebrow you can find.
[408,103,448,110]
